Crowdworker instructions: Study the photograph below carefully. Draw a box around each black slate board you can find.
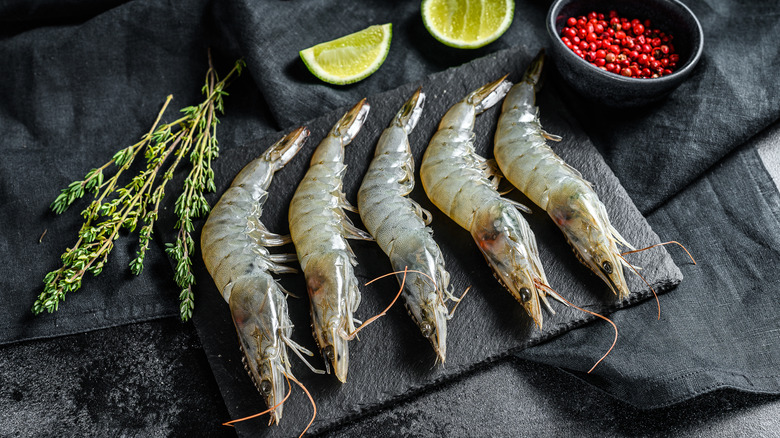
[190,45,683,436]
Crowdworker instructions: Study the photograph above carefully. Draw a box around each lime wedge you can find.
[299,23,392,85]
[422,0,514,49]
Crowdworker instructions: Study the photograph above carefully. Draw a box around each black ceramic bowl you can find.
[546,0,703,107]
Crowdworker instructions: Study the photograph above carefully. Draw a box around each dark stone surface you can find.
[190,45,682,437]
[0,318,232,437]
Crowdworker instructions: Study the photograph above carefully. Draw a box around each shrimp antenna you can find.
[222,374,293,427]
[621,240,696,265]
[222,373,317,437]
[364,267,436,288]
[287,374,317,438]
[371,266,440,305]
[535,281,618,374]
[617,253,660,320]
[346,267,414,339]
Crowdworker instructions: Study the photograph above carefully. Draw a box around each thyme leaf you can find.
[34,52,246,321]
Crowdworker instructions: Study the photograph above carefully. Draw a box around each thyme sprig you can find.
[34,54,246,321]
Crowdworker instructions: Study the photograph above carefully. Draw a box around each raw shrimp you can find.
[357,88,457,363]
[494,50,634,299]
[200,127,321,425]
[420,77,563,329]
[288,99,372,383]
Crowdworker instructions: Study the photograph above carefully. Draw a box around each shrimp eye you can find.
[259,379,273,395]
[602,261,613,274]
[518,287,531,303]
[323,345,335,361]
[420,321,434,337]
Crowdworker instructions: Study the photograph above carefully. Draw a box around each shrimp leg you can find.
[288,99,372,383]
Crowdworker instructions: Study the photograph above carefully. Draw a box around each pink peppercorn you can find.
[559,10,680,79]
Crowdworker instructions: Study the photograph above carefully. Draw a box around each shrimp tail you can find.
[266,126,310,170]
[522,49,546,91]
[394,87,426,133]
[333,98,371,144]
[468,75,513,114]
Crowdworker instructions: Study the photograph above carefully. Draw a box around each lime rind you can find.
[421,0,514,49]
[299,23,392,85]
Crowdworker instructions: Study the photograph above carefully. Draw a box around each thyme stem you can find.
[35,53,246,321]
